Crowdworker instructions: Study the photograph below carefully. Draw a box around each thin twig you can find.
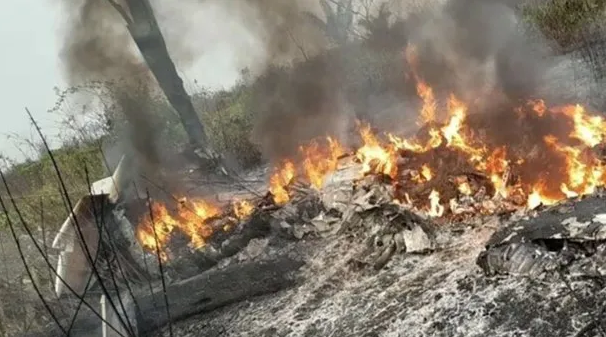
[84,165,139,336]
[0,170,128,337]
[97,147,158,304]
[287,28,309,61]
[66,217,105,335]
[26,107,134,335]
[0,193,67,335]
[130,181,160,308]
[146,190,174,337]
[39,197,53,291]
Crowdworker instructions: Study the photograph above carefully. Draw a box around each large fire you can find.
[265,91,606,215]
[134,44,606,259]
[136,197,254,260]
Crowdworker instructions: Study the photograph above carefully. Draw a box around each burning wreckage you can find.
[49,81,606,336]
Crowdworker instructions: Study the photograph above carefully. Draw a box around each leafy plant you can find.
[197,87,262,168]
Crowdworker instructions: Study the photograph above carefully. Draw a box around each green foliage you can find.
[522,0,606,50]
[1,78,263,234]
[197,87,262,168]
[0,142,105,231]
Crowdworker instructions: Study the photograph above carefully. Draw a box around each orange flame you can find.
[529,99,547,117]
[269,160,296,205]
[442,94,486,162]
[406,44,437,124]
[560,104,606,147]
[458,182,472,196]
[356,122,397,178]
[233,199,254,220]
[417,81,437,124]
[527,178,560,209]
[136,198,221,260]
[544,135,604,198]
[301,137,345,189]
[388,128,442,153]
[136,52,606,258]
[485,147,509,198]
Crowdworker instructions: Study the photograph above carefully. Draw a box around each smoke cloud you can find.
[57,0,590,175]
[249,0,590,163]
[57,0,328,189]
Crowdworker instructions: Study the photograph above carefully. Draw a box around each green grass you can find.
[0,85,263,231]
[0,141,106,231]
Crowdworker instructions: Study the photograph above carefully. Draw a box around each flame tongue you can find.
[269,160,296,205]
[264,93,606,217]
[233,199,254,220]
[301,137,345,189]
[356,123,397,178]
[136,198,222,260]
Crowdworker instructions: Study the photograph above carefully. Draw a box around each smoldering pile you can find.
[266,156,438,270]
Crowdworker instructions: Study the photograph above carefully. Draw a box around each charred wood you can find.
[165,211,272,279]
[29,257,302,337]
[136,256,304,335]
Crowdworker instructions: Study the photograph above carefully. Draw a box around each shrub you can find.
[522,0,606,51]
[196,87,262,168]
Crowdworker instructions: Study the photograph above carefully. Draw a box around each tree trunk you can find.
[120,0,218,163]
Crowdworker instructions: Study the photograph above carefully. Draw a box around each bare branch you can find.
[287,28,309,61]
[0,181,67,335]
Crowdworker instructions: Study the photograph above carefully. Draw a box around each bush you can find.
[195,87,262,168]
[522,0,606,51]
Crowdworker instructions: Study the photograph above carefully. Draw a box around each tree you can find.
[106,0,221,167]
[305,0,355,45]
[358,2,407,51]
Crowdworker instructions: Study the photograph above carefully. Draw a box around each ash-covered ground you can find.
[152,214,604,337]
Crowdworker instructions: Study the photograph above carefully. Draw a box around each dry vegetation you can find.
[522,0,606,51]
[0,0,606,335]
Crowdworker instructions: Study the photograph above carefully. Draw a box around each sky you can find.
[0,0,66,161]
[0,0,258,163]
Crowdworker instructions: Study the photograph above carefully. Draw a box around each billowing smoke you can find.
[59,0,163,191]
[249,0,591,163]
[57,0,591,176]
[57,0,327,188]
[59,0,327,86]
[405,0,548,105]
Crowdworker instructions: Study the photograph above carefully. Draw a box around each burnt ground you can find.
[151,217,605,337]
[5,162,606,336]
